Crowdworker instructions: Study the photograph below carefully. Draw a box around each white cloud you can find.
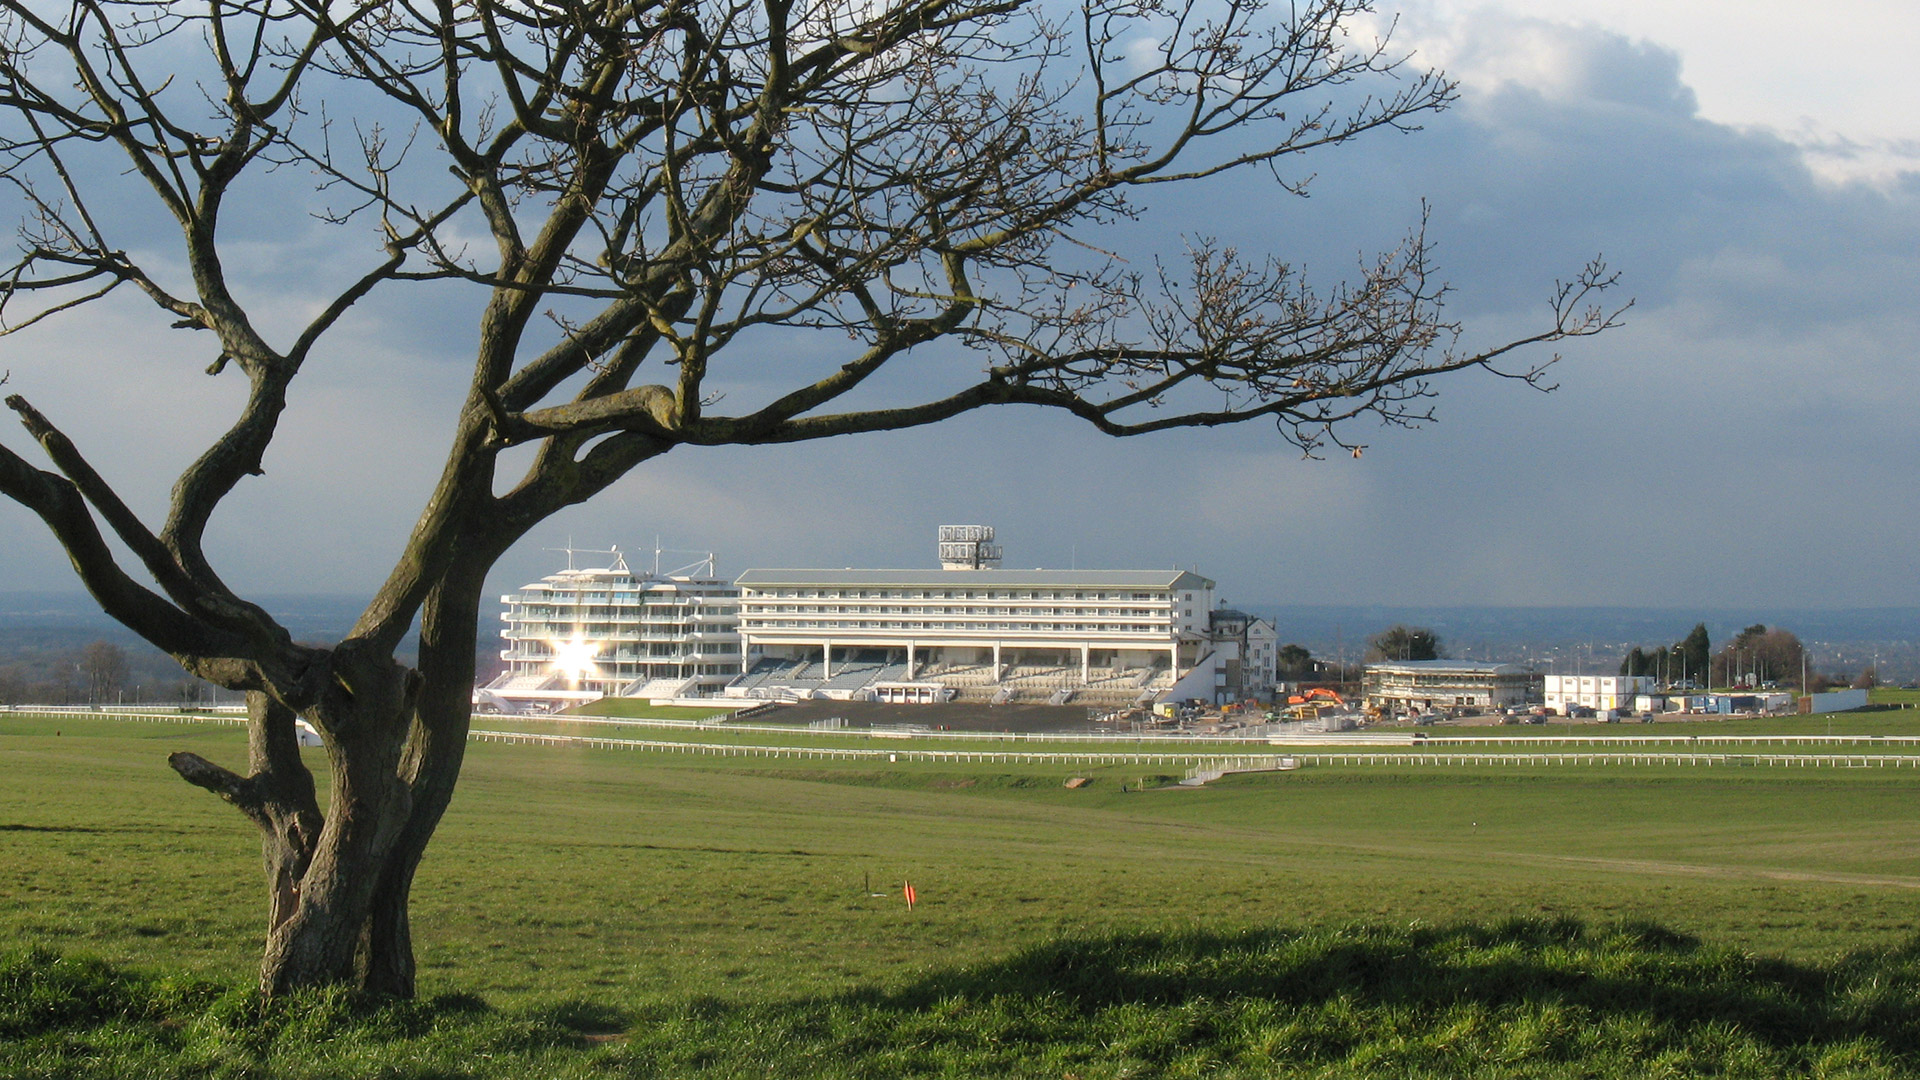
[1389,1,1920,185]
[4,2,1919,615]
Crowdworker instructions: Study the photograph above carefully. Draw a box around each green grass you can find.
[9,923,1920,1077]
[7,713,1920,1075]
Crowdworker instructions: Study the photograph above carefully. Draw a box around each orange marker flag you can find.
[903,881,917,911]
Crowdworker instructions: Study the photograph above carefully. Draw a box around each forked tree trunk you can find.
[178,662,420,993]
[356,566,486,997]
[170,543,499,996]
[258,663,416,994]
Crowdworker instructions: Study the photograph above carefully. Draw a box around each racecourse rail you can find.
[13,708,1920,772]
[463,728,1920,771]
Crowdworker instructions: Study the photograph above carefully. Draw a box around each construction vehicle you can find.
[1285,687,1345,707]
[1278,687,1348,721]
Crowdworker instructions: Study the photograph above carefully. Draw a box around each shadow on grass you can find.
[8,920,1920,1077]
[0,822,111,833]
[626,919,1920,1076]
[874,919,1879,1048]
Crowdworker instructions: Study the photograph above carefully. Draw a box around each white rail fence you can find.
[14,710,1920,773]
[469,712,1920,748]
[4,708,250,726]
[470,729,1920,772]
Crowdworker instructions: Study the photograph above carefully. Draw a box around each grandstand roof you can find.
[1364,660,1532,676]
[735,568,1215,590]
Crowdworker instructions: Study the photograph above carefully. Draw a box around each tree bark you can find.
[245,697,323,936]
[165,540,500,996]
[357,558,488,997]
[254,655,416,995]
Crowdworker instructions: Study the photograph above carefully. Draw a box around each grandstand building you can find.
[1363,660,1538,716]
[727,527,1221,707]
[477,549,742,712]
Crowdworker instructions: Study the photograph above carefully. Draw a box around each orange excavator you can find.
[1286,687,1345,707]
[1279,686,1345,720]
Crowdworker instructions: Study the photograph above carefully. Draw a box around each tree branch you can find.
[0,431,240,659]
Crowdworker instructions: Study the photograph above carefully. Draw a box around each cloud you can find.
[1393,1,1920,187]
[3,5,1918,618]
[1406,10,1698,116]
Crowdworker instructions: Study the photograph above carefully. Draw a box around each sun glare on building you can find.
[549,635,600,682]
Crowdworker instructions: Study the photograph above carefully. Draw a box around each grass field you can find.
[6,713,1920,1076]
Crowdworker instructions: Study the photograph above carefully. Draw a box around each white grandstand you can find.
[725,527,1223,708]
[477,548,742,712]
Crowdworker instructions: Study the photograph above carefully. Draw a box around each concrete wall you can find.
[1802,688,1870,714]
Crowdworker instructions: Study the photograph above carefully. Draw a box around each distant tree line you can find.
[1265,625,1449,685]
[0,639,219,706]
[1618,622,1843,691]
[1269,643,1361,684]
[1619,623,1713,685]
[0,628,499,707]
[1368,625,1445,662]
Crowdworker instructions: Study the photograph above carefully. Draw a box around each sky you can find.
[0,0,1916,617]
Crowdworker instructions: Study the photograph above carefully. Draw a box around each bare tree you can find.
[0,0,1618,995]
[78,639,127,702]
[0,663,25,705]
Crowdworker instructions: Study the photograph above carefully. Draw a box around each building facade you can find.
[729,529,1218,705]
[1364,660,1538,715]
[1207,608,1280,704]
[1544,674,1655,714]
[479,549,742,711]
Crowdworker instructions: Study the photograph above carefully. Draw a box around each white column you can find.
[993,641,1002,678]
[1081,644,1090,683]
[1170,645,1180,680]
[907,640,916,679]
[823,639,832,679]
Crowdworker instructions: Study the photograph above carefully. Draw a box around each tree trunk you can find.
[164,538,507,997]
[255,655,416,995]
[247,699,322,937]
[356,562,487,997]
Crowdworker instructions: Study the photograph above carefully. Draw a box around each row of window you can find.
[743,605,1165,618]
[505,624,735,637]
[509,645,726,659]
[532,663,741,680]
[1368,675,1535,688]
[507,605,733,619]
[513,588,735,601]
[742,619,1168,634]
[746,589,1165,602]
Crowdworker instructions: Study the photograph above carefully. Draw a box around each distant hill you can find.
[0,592,378,642]
[0,593,426,704]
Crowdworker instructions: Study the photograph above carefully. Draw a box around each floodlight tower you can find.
[937,525,1003,570]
